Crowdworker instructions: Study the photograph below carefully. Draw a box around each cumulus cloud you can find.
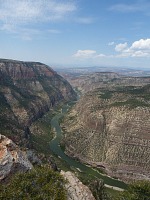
[115,39,150,58]
[130,39,150,50]
[73,50,96,58]
[115,42,128,52]
[73,50,105,59]
[74,39,150,60]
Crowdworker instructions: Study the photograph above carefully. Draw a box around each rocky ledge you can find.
[61,171,95,200]
[0,134,33,181]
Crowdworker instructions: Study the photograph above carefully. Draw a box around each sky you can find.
[0,0,150,68]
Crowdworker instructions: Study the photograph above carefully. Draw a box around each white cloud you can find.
[115,42,128,52]
[0,0,76,26]
[0,0,76,39]
[73,50,96,58]
[73,50,106,59]
[130,38,150,50]
[131,50,149,57]
[73,39,150,61]
[114,39,150,58]
[108,42,115,46]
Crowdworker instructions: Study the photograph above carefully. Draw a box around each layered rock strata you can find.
[62,86,150,182]
[0,59,76,145]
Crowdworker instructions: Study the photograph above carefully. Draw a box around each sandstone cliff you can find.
[0,59,76,145]
[62,85,150,182]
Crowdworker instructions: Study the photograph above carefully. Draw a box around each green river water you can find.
[50,103,127,190]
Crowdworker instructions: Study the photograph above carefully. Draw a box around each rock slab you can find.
[0,134,33,181]
[61,171,95,200]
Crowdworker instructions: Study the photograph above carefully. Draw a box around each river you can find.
[50,103,127,190]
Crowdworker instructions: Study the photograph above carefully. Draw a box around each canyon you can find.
[0,59,150,199]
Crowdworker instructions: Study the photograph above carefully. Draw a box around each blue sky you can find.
[0,0,150,68]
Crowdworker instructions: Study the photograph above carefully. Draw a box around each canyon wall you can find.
[62,86,150,182]
[0,59,76,145]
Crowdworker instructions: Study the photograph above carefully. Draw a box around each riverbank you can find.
[49,103,127,190]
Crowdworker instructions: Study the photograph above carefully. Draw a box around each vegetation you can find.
[111,98,149,108]
[0,166,67,200]
[115,85,150,101]
[99,91,112,99]
[115,180,150,200]
[95,85,150,108]
[77,172,111,200]
[29,111,55,155]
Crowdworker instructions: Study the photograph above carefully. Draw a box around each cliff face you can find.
[62,86,150,182]
[0,59,76,145]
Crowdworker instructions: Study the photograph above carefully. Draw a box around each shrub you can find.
[117,180,150,200]
[0,166,67,200]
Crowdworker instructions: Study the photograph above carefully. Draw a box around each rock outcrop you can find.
[0,59,76,145]
[0,134,33,181]
[62,86,150,182]
[61,171,95,200]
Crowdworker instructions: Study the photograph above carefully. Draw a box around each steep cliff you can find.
[62,85,150,182]
[0,59,76,145]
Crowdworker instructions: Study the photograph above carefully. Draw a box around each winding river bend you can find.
[50,103,127,190]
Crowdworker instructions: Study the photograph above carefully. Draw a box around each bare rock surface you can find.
[0,134,33,181]
[61,171,95,200]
